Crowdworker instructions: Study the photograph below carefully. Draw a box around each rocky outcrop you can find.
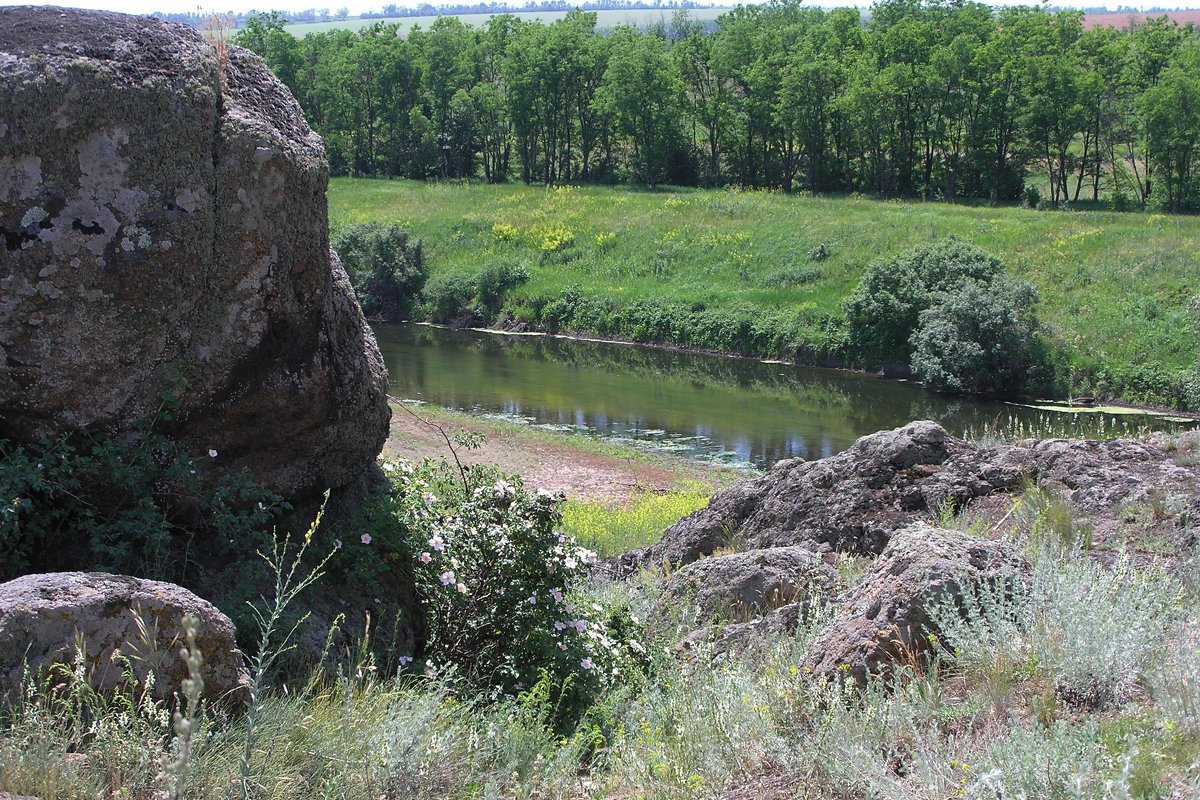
[0,8,389,502]
[620,421,1200,575]
[0,572,247,703]
[617,421,1017,571]
[654,545,838,627]
[678,601,812,660]
[800,525,1025,686]
[625,421,1200,680]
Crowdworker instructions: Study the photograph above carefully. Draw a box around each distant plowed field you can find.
[1083,9,1200,29]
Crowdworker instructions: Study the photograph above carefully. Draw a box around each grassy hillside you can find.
[329,178,1200,405]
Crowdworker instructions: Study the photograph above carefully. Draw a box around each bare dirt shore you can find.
[381,402,741,505]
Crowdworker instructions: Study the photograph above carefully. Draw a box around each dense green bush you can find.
[845,238,1042,396]
[420,262,531,324]
[0,422,286,585]
[421,272,477,324]
[369,459,643,716]
[333,222,427,321]
[844,237,1005,365]
[474,261,530,316]
[910,278,1040,396]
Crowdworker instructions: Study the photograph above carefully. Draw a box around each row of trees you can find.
[236,0,1200,210]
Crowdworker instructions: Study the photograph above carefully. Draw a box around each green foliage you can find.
[419,262,530,324]
[845,237,1005,364]
[377,460,644,717]
[473,260,530,316]
[846,238,1041,396]
[561,485,711,557]
[332,222,427,320]
[420,271,476,324]
[254,2,1200,213]
[910,277,1041,396]
[0,419,287,585]
[762,264,823,288]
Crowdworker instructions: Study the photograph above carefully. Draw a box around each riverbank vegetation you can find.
[4,446,1200,798]
[332,179,1200,407]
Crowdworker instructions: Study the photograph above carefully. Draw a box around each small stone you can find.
[0,572,248,705]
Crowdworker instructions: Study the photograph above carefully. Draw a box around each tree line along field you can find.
[328,177,1200,406]
[238,1,1200,211]
[273,7,728,36]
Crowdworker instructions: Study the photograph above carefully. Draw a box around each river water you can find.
[374,323,1196,470]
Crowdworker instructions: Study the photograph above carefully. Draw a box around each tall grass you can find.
[561,483,712,556]
[5,488,1200,798]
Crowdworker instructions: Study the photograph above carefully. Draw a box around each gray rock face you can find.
[655,545,838,626]
[625,422,1200,675]
[0,8,389,501]
[620,421,1200,576]
[678,602,810,660]
[620,421,1007,571]
[0,572,247,703]
[801,524,1025,686]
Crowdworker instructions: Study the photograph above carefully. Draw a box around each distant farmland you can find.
[277,7,727,35]
[271,6,1200,37]
[1082,9,1200,29]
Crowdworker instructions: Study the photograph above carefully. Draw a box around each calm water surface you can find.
[375,323,1196,469]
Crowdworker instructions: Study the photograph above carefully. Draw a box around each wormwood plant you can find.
[930,548,1180,710]
[163,613,205,800]
[239,500,336,798]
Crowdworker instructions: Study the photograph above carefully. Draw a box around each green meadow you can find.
[329,178,1200,404]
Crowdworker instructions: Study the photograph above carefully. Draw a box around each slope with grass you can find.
[330,178,1200,406]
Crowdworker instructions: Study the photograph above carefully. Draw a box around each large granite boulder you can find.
[0,572,247,703]
[800,524,1026,686]
[0,8,389,501]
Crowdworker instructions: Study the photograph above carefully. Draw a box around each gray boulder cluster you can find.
[631,420,1200,683]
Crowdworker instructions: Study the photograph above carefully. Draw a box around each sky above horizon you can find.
[4,0,1197,20]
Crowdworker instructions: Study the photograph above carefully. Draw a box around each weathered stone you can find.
[617,422,1200,577]
[618,421,1011,572]
[0,8,389,502]
[801,524,1025,686]
[655,545,838,627]
[0,572,247,703]
[677,601,810,660]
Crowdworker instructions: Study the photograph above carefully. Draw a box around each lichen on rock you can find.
[0,7,389,503]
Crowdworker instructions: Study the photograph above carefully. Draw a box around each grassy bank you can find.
[383,400,739,554]
[330,178,1200,407]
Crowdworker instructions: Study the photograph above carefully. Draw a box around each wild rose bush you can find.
[383,460,644,708]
